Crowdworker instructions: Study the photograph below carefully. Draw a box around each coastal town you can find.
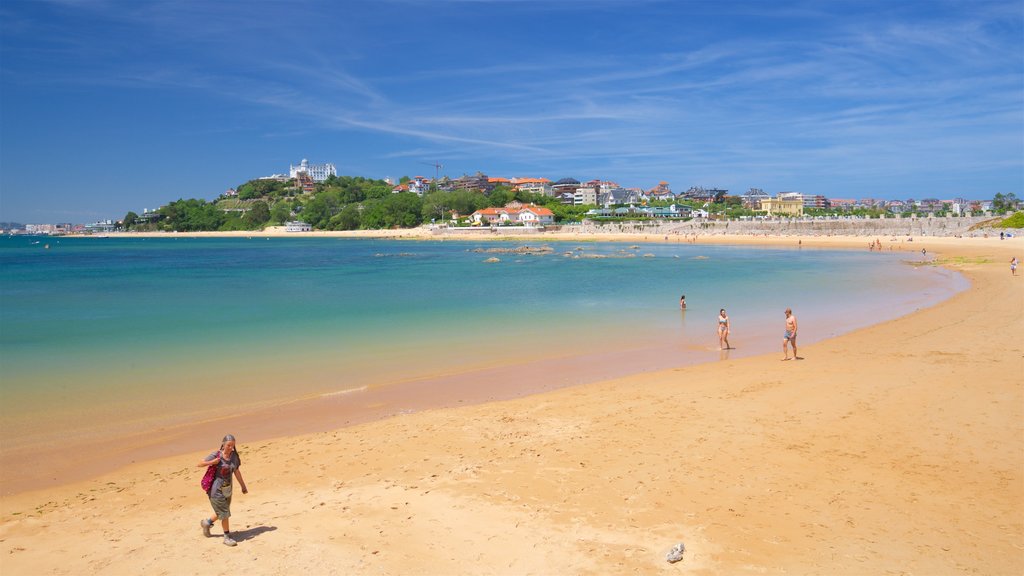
[4,157,1020,235]
[3,0,1023,573]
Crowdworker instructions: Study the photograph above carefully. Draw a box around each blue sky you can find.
[1,0,1021,224]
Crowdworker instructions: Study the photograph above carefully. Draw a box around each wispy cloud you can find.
[1,0,1021,222]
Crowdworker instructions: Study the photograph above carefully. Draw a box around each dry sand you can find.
[1,235,1021,575]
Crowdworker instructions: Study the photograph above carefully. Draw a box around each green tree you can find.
[123,211,138,229]
[360,199,387,228]
[270,201,292,224]
[384,192,423,228]
[331,204,362,230]
[548,203,590,223]
[219,213,249,231]
[159,199,226,231]
[993,193,1020,212]
[488,187,511,207]
[363,181,393,200]
[302,196,330,229]
[245,201,271,228]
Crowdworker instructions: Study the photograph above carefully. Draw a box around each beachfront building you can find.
[470,203,554,226]
[289,159,337,183]
[760,193,805,217]
[285,221,312,232]
[586,204,691,219]
[517,204,555,226]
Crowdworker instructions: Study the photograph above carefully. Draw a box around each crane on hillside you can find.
[419,161,444,192]
[420,161,447,225]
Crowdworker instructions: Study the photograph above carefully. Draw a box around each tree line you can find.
[122,175,592,232]
[120,176,1021,233]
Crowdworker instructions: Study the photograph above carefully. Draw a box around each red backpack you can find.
[200,451,220,493]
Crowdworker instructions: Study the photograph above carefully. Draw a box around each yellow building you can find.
[760,197,804,216]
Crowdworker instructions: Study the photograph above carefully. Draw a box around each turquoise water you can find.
[0,236,965,447]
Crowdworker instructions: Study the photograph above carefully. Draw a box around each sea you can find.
[0,235,966,472]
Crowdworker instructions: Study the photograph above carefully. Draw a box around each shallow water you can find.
[0,236,965,455]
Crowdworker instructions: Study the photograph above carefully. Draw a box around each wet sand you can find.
[0,234,1021,574]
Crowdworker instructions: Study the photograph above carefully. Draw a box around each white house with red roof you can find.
[393,176,431,196]
[470,203,555,226]
[516,204,555,225]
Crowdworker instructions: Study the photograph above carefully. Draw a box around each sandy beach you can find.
[1,233,1021,574]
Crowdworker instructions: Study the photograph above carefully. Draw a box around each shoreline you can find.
[1,234,1020,573]
[0,234,964,496]
[78,223,1018,252]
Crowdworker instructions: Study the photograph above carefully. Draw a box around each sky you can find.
[0,0,1021,224]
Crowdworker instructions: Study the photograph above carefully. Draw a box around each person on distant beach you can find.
[199,434,249,547]
[679,294,687,310]
[1012,257,1018,276]
[782,308,799,360]
[718,308,731,350]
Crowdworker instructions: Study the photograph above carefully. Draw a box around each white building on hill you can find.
[289,158,337,183]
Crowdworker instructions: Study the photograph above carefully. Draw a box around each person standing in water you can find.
[679,294,687,310]
[718,308,731,350]
[782,308,799,360]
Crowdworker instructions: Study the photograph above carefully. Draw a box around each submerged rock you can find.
[471,246,554,255]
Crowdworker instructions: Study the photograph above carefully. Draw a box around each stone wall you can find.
[563,215,1005,238]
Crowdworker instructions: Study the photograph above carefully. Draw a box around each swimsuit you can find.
[785,330,793,340]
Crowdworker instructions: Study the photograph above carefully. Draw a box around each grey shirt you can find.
[207,451,241,498]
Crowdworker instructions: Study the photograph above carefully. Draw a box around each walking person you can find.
[199,434,249,546]
[1012,256,1018,276]
[717,308,731,350]
[782,308,799,360]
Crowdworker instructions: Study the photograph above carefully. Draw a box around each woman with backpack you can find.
[198,434,248,546]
